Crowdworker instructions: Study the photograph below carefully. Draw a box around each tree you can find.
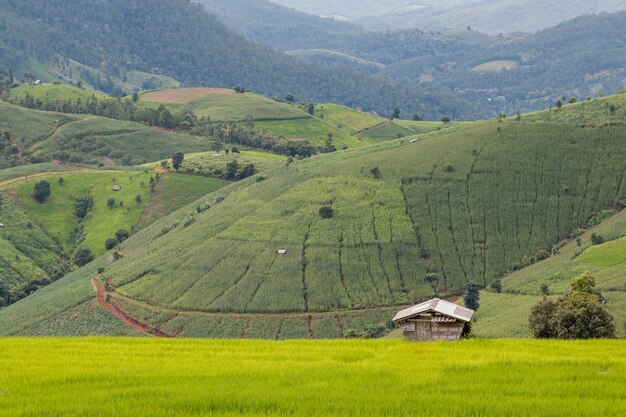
[529,272,615,339]
[529,298,558,338]
[58,177,64,185]
[391,108,400,119]
[319,206,334,219]
[591,233,605,245]
[172,152,184,171]
[107,198,115,209]
[105,238,117,250]
[556,100,563,109]
[74,248,94,266]
[33,180,51,203]
[463,282,480,310]
[325,132,336,152]
[135,195,142,204]
[285,94,294,104]
[132,92,139,103]
[413,113,422,121]
[115,229,130,243]
[370,166,381,179]
[307,103,315,115]
[440,115,451,123]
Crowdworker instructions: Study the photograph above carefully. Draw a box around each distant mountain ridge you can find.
[270,0,626,33]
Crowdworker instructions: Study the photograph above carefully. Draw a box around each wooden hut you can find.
[392,298,474,341]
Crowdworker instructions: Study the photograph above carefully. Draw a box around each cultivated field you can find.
[0,338,624,417]
[141,88,236,104]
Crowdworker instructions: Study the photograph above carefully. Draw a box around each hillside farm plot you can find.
[183,94,307,121]
[179,150,286,177]
[140,88,236,104]
[252,118,364,148]
[0,339,625,417]
[312,104,383,134]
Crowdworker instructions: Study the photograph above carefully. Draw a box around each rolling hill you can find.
[2,92,626,338]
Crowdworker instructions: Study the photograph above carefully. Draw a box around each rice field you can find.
[0,338,624,417]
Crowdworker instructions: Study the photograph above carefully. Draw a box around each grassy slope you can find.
[138,174,230,228]
[11,171,153,256]
[178,150,287,176]
[8,84,108,103]
[157,92,305,121]
[0,339,625,417]
[522,92,626,126]
[5,111,626,337]
[0,101,210,164]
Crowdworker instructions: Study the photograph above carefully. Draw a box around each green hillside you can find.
[0,167,229,307]
[4,106,626,337]
[8,83,109,104]
[0,101,210,166]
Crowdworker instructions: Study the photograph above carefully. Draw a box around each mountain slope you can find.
[271,0,626,33]
[0,0,472,119]
[3,93,626,337]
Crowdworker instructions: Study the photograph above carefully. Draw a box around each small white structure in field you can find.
[212,153,222,157]
[276,249,287,255]
[112,185,122,191]
[410,138,418,143]
[0,223,5,228]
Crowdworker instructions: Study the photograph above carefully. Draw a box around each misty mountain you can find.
[271,0,626,34]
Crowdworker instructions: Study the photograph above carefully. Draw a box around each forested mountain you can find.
[0,0,473,120]
[283,12,626,114]
[271,0,626,33]
[195,0,362,51]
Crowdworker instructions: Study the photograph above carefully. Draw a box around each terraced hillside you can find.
[0,101,210,166]
[139,88,419,148]
[3,105,626,337]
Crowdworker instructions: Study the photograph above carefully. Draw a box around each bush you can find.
[33,180,51,203]
[115,229,130,243]
[74,248,94,266]
[319,206,334,219]
[105,238,117,250]
[591,233,605,245]
[490,279,502,293]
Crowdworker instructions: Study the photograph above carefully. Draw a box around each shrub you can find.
[591,233,605,245]
[490,279,502,293]
[370,167,381,179]
[74,248,94,266]
[115,229,130,243]
[105,238,117,250]
[183,215,196,228]
[106,198,115,209]
[33,180,51,203]
[319,206,334,219]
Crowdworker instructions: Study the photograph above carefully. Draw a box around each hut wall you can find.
[401,319,464,341]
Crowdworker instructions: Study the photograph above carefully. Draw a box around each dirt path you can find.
[92,275,171,337]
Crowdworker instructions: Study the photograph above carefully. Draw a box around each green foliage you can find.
[73,247,93,267]
[74,196,93,220]
[33,180,51,203]
[105,238,117,250]
[490,279,502,293]
[172,152,184,171]
[318,206,334,219]
[464,283,480,311]
[529,273,615,339]
[591,233,605,245]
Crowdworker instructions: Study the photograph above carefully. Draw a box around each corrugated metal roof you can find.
[392,298,474,323]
